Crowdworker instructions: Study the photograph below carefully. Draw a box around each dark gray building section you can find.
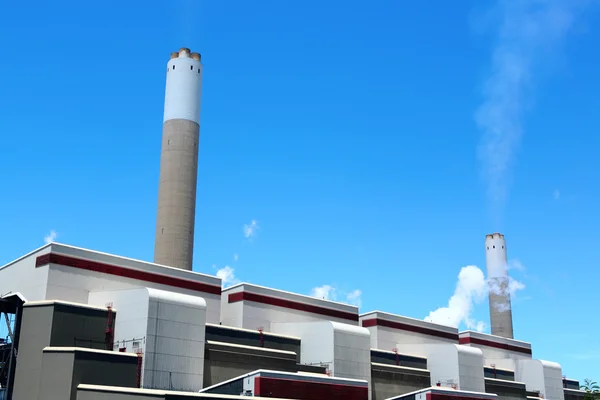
[484,367,515,381]
[0,293,24,400]
[563,388,586,400]
[370,350,427,370]
[563,378,581,390]
[77,386,164,400]
[203,340,325,388]
[40,348,139,400]
[205,324,301,358]
[370,363,431,400]
[484,378,528,400]
[526,390,543,399]
[12,301,116,400]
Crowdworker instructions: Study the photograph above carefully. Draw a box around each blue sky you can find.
[1,0,599,381]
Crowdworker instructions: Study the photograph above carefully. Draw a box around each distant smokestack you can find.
[485,233,514,338]
[154,48,203,271]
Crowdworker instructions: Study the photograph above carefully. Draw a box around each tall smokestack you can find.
[485,233,514,338]
[154,48,203,271]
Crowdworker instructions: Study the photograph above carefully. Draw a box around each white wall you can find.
[88,287,207,392]
[271,321,372,400]
[88,288,149,352]
[272,321,334,369]
[404,344,485,393]
[371,326,458,356]
[145,288,206,392]
[45,263,221,324]
[459,332,532,361]
[485,358,565,399]
[220,296,243,326]
[331,322,371,389]
[233,302,357,331]
[456,346,486,392]
[361,312,458,354]
[470,344,531,361]
[221,284,359,331]
[0,247,50,301]
[516,359,565,400]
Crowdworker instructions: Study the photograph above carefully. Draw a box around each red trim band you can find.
[228,291,359,322]
[255,376,368,399]
[362,318,458,341]
[458,336,532,355]
[35,253,222,295]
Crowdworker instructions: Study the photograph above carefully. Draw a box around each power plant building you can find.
[0,49,589,400]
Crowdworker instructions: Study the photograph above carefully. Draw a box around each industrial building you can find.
[0,48,589,400]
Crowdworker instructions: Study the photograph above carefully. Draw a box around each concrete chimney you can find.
[154,48,203,271]
[485,232,514,338]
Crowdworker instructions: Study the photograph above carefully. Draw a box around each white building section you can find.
[483,358,565,400]
[0,243,222,324]
[271,320,372,398]
[516,359,565,400]
[221,282,359,331]
[424,344,486,393]
[360,311,458,354]
[459,331,532,360]
[88,288,208,391]
[163,48,202,123]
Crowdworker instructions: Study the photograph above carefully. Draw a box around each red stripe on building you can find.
[254,376,261,396]
[228,292,359,322]
[361,318,458,341]
[458,336,532,356]
[254,376,368,400]
[35,253,222,295]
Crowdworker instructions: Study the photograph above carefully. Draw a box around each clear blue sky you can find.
[1,0,598,382]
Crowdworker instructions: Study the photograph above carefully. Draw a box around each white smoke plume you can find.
[310,285,362,308]
[475,0,592,217]
[44,230,58,244]
[425,262,526,331]
[425,266,488,331]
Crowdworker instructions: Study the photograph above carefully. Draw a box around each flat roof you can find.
[388,386,498,399]
[206,340,297,356]
[43,346,138,357]
[25,299,114,312]
[27,243,223,296]
[459,330,532,355]
[0,292,25,314]
[77,384,291,399]
[206,323,300,341]
[224,282,358,311]
[200,368,368,394]
[224,282,358,322]
[360,310,459,341]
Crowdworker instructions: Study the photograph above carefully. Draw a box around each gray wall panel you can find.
[371,367,430,400]
[11,305,54,400]
[485,379,528,400]
[51,304,113,349]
